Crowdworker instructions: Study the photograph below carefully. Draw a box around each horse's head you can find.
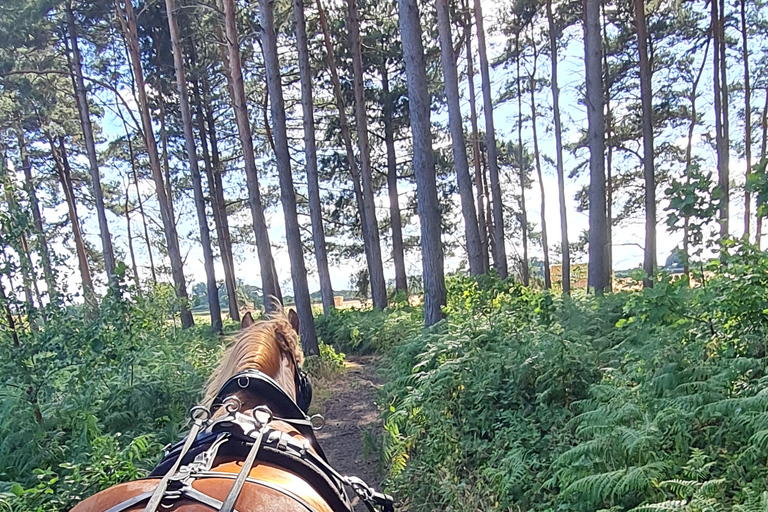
[203,309,308,415]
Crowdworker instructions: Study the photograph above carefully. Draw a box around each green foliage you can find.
[0,286,224,511]
[314,303,422,354]
[304,342,346,380]
[337,246,768,512]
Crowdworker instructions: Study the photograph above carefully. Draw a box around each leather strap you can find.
[142,408,208,512]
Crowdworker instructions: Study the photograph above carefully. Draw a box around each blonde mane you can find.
[202,311,304,407]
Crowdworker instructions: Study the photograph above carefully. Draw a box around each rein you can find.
[120,369,393,512]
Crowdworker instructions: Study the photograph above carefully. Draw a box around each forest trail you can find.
[312,355,385,512]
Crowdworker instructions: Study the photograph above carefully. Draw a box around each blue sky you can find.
[43,0,759,300]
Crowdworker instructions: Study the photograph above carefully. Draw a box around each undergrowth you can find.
[355,243,768,511]
[0,283,345,512]
[4,242,768,511]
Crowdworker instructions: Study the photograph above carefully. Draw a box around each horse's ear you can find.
[288,309,300,335]
[241,311,254,329]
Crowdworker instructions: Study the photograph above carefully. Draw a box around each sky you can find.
[43,0,760,300]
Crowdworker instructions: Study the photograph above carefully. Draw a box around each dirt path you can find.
[313,355,384,511]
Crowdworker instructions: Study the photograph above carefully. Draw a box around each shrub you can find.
[304,342,346,380]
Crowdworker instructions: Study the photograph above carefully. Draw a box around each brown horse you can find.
[70,310,392,512]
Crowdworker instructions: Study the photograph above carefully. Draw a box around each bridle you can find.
[102,360,393,512]
[289,351,313,415]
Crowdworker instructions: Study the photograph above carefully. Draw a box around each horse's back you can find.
[71,461,333,512]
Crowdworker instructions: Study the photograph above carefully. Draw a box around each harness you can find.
[105,370,394,512]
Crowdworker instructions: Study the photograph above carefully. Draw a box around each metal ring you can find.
[237,376,250,389]
[252,405,273,428]
[223,396,242,414]
[190,405,210,422]
[310,414,325,431]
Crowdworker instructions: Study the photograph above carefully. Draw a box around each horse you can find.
[70,309,392,512]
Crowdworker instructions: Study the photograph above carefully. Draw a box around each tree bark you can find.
[114,85,158,286]
[152,30,175,225]
[347,0,388,308]
[602,0,613,284]
[381,63,408,293]
[741,0,752,239]
[758,88,768,245]
[683,40,710,278]
[48,134,94,305]
[436,0,483,277]
[713,0,730,240]
[515,32,529,286]
[166,0,222,332]
[634,0,655,287]
[220,0,282,311]
[124,192,141,293]
[398,0,446,326]
[64,1,117,289]
[17,129,55,297]
[547,0,570,294]
[0,272,19,347]
[463,5,489,274]
[316,0,379,300]
[294,0,335,315]
[473,0,507,278]
[260,0,319,354]
[529,39,551,289]
[0,156,36,310]
[115,0,194,327]
[584,0,610,293]
[196,70,239,320]
[128,133,157,286]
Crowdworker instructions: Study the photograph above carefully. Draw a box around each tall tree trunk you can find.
[316,0,378,300]
[473,0,507,277]
[683,40,710,278]
[436,0,483,277]
[713,0,730,240]
[381,64,408,293]
[347,0,388,308]
[129,135,157,286]
[584,0,610,293]
[114,93,158,286]
[758,88,768,245]
[196,69,239,320]
[482,149,495,260]
[515,32,529,286]
[17,129,55,297]
[64,1,117,289]
[0,155,35,309]
[463,5,489,274]
[294,0,334,315]
[115,0,194,328]
[529,40,551,290]
[546,0,570,294]
[398,0,446,326]
[193,77,239,321]
[152,31,175,225]
[602,0,613,283]
[48,134,94,305]
[634,0,655,287]
[219,0,282,311]
[124,192,142,293]
[741,0,752,239]
[0,274,19,347]
[166,0,222,332]
[720,0,730,240]
[260,0,319,354]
